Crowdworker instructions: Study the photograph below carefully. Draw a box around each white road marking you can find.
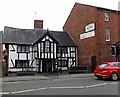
[12,87,47,94]
[0,92,9,94]
[5,82,21,84]
[86,83,107,88]
[4,82,116,94]
[49,86,85,89]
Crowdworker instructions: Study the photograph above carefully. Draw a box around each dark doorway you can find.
[42,59,52,72]
[91,56,96,72]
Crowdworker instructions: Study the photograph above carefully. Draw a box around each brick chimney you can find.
[34,20,43,29]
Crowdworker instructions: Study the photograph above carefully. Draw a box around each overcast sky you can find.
[0,0,120,31]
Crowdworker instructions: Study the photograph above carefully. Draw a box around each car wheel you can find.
[97,76,102,80]
[111,73,118,81]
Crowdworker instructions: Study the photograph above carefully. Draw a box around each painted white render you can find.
[8,44,76,72]
[9,45,17,68]
[8,45,38,72]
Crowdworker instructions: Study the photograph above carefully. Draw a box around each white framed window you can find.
[45,41,49,52]
[104,11,109,21]
[105,27,110,41]
[71,47,75,51]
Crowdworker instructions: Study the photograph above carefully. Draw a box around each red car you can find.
[94,62,120,81]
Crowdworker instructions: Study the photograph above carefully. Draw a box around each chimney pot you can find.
[34,20,43,29]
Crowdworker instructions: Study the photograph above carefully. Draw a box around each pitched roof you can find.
[49,31,76,46]
[3,26,77,46]
[3,26,46,45]
[75,2,118,12]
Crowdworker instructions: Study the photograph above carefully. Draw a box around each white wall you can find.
[9,45,17,68]
[8,45,37,72]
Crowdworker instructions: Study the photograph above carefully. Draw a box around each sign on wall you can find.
[80,23,95,40]
[80,31,95,40]
[85,23,95,32]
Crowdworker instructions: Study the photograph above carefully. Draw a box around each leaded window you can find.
[45,41,50,52]
[58,47,68,54]
[15,60,29,68]
[17,45,30,53]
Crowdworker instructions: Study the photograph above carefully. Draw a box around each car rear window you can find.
[98,64,108,68]
[112,63,118,67]
[113,62,120,67]
[118,62,120,67]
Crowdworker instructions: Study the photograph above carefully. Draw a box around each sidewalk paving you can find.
[2,73,94,82]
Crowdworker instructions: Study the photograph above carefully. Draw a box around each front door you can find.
[42,59,52,72]
[91,56,96,72]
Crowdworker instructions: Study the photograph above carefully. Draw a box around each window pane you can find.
[45,41,49,52]
[15,60,29,68]
[26,46,30,52]
[62,60,67,67]
[71,52,75,57]
[58,47,68,54]
[17,61,21,67]
[22,46,26,52]
[64,47,68,53]
[23,61,28,67]
[41,43,44,52]
[17,46,30,53]
[17,46,21,52]
[105,27,110,41]
[51,43,53,52]
[104,12,109,21]
[58,47,61,53]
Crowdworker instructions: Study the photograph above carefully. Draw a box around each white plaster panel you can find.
[9,45,17,67]
[19,53,26,60]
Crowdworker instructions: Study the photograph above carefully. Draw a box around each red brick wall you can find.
[63,3,98,70]
[63,3,120,71]
[96,9,119,63]
[118,12,120,61]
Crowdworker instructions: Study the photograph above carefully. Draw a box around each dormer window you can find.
[104,11,110,21]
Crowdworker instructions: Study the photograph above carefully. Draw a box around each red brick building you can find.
[63,3,120,72]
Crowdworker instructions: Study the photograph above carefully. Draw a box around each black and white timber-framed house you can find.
[3,26,77,73]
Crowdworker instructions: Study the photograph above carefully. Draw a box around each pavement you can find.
[2,73,94,82]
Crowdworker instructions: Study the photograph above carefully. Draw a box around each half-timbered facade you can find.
[3,26,77,73]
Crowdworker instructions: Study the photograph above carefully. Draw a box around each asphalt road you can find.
[2,76,119,95]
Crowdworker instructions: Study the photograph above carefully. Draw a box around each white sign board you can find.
[85,23,95,32]
[80,31,95,40]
